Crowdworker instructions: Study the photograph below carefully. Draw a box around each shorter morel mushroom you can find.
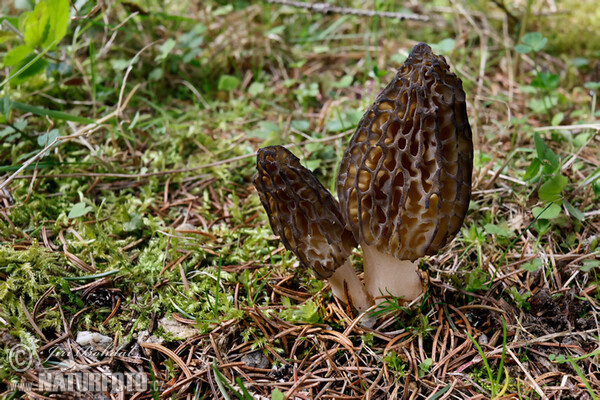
[254,146,373,313]
[337,43,474,302]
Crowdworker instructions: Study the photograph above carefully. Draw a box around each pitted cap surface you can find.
[336,43,473,261]
[254,145,357,279]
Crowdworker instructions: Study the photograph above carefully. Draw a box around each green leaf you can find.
[248,121,279,139]
[514,44,531,54]
[484,222,514,238]
[551,112,564,126]
[584,81,600,91]
[37,129,60,147]
[571,57,588,68]
[0,95,12,116]
[431,38,455,54]
[68,202,94,219]
[593,176,600,198]
[532,202,562,220]
[538,174,567,202]
[248,82,265,97]
[271,389,284,400]
[532,72,559,91]
[464,269,489,292]
[290,119,309,132]
[156,38,176,62]
[332,75,353,89]
[3,44,33,67]
[111,59,130,71]
[0,30,17,45]
[218,75,240,91]
[24,0,70,49]
[521,32,547,52]
[564,201,585,221]
[8,54,48,84]
[523,158,541,181]
[581,259,600,272]
[521,258,542,272]
[37,129,61,155]
[534,133,547,160]
[148,68,162,81]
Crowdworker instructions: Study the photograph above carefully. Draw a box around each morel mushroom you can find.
[254,145,374,312]
[337,43,473,301]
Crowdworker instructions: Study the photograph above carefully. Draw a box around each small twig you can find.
[507,347,548,399]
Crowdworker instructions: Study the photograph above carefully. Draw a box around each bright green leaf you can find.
[532,202,562,220]
[271,389,284,400]
[68,202,93,219]
[218,75,240,91]
[0,30,17,45]
[24,0,69,49]
[538,174,568,202]
[218,75,240,92]
[3,44,32,67]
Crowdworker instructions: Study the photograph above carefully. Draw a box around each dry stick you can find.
[263,0,430,21]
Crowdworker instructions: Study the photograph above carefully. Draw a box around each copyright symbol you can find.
[9,344,34,372]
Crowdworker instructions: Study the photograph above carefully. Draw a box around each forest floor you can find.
[1,1,600,399]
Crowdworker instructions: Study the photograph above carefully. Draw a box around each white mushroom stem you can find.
[327,259,374,313]
[361,242,424,303]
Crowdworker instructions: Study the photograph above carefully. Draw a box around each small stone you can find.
[241,351,269,369]
[76,331,113,349]
[478,333,488,346]
[158,318,199,340]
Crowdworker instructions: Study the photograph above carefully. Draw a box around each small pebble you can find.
[478,333,488,346]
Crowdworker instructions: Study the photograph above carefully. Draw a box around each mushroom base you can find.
[361,242,424,302]
[328,260,374,313]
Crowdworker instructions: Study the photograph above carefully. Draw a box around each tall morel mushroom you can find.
[254,145,374,312]
[336,43,473,301]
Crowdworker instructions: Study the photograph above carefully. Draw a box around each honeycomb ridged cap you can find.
[254,146,357,279]
[336,43,473,261]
